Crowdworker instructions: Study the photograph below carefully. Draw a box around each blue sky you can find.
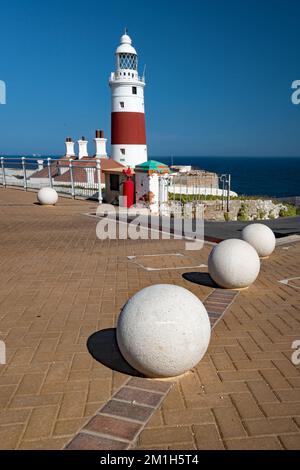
[0,0,299,156]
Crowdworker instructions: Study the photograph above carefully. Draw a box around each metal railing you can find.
[0,157,103,203]
[0,157,232,215]
[164,172,232,212]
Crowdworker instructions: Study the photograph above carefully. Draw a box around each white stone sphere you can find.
[208,239,260,289]
[242,223,276,258]
[116,284,211,378]
[37,187,58,206]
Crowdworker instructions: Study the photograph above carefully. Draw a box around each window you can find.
[120,102,125,109]
[120,148,126,155]
[132,86,137,95]
[110,174,120,191]
[119,53,137,70]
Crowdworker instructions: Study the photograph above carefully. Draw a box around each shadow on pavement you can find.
[182,271,219,288]
[87,328,142,377]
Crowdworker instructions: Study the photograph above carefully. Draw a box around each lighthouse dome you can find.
[116,32,137,55]
[121,33,132,45]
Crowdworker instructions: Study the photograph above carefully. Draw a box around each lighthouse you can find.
[109,30,147,168]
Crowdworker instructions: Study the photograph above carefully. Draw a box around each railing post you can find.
[220,175,226,211]
[69,159,75,199]
[226,174,231,213]
[1,157,6,188]
[47,158,53,188]
[22,157,27,191]
[158,176,162,214]
[222,178,225,210]
[96,158,103,204]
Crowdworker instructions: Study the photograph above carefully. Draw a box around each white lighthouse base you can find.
[111,145,147,168]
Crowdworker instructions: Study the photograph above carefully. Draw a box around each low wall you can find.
[204,199,288,221]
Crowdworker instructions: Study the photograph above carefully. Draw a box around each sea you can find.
[158,156,300,198]
[1,155,299,198]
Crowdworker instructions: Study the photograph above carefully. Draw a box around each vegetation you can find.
[258,210,267,220]
[169,193,222,203]
[279,204,299,218]
[237,203,250,221]
[268,210,276,220]
[169,193,277,203]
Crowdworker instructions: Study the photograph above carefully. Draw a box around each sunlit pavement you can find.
[0,188,299,450]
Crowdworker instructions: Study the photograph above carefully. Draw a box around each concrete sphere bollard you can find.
[242,223,276,258]
[116,284,211,378]
[208,239,260,289]
[37,187,58,206]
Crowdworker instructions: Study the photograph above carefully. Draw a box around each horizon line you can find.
[1,154,300,159]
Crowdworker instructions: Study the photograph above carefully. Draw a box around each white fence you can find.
[0,157,233,214]
[0,157,103,202]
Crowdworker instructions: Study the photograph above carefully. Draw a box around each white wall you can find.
[111,145,147,167]
[111,82,145,113]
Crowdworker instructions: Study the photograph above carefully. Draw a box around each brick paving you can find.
[66,292,236,449]
[135,245,300,450]
[66,377,173,450]
[0,188,299,450]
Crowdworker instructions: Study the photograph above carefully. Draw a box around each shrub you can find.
[258,210,267,220]
[169,193,222,203]
[279,204,297,217]
[268,210,276,220]
[237,203,250,221]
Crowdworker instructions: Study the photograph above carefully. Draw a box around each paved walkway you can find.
[0,188,299,450]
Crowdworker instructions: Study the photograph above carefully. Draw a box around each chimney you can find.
[37,159,44,171]
[65,137,75,158]
[94,130,107,158]
[78,136,88,159]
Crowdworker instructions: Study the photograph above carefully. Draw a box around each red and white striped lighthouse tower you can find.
[109,30,147,168]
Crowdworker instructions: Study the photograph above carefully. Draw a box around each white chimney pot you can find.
[37,159,44,171]
[65,140,75,158]
[78,138,88,159]
[94,137,107,158]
